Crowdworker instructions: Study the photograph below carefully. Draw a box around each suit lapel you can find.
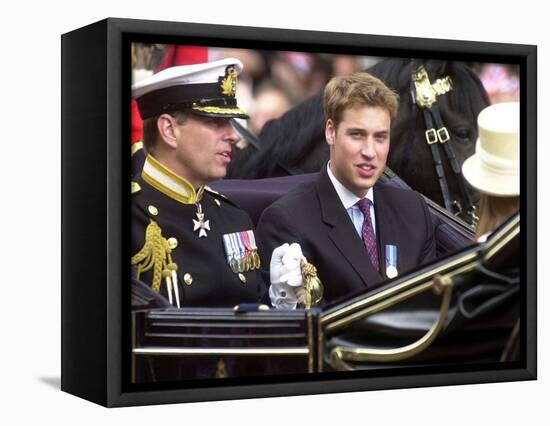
[373,183,398,280]
[316,168,382,288]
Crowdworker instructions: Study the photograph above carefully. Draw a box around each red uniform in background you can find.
[155,45,208,72]
[131,45,208,145]
[131,100,143,145]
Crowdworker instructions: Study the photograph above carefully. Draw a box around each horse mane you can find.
[228,92,326,178]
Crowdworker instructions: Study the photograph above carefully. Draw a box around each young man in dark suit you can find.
[256,72,437,308]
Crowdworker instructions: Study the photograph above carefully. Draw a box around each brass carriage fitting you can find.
[432,274,454,295]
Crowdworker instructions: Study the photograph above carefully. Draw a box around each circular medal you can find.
[253,251,261,270]
[237,258,245,273]
[386,265,398,279]
[230,257,239,274]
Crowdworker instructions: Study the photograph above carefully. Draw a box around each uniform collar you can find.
[326,161,374,210]
[142,154,205,204]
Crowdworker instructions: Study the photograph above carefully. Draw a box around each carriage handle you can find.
[328,274,454,370]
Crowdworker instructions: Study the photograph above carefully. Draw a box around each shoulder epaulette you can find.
[131,141,143,157]
[204,185,225,197]
[204,186,240,208]
[131,181,142,194]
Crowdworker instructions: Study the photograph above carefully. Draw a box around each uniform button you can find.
[184,273,193,285]
[167,237,178,249]
[238,273,246,284]
[148,205,158,216]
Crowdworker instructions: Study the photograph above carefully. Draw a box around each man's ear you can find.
[325,118,336,146]
[157,114,179,149]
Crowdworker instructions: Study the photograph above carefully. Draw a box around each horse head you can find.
[368,59,489,221]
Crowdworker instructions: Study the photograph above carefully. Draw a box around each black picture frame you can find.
[61,17,537,407]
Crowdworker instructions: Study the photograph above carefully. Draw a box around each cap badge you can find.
[219,66,238,97]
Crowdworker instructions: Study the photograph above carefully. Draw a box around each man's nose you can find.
[220,121,239,144]
[360,138,376,158]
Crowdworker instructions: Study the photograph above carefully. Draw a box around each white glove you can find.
[268,282,298,310]
[269,243,306,309]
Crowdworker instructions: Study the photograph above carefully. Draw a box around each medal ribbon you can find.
[230,233,245,273]
[223,234,233,264]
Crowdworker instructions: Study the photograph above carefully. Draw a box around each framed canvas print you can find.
[61,17,536,407]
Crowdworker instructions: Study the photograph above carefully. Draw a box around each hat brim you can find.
[191,105,249,119]
[462,154,519,196]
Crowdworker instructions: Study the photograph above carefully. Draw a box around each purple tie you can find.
[357,198,379,272]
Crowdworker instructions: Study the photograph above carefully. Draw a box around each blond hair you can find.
[475,194,520,239]
[323,72,399,128]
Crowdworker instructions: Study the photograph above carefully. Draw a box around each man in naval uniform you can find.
[131,58,296,309]
[256,72,437,309]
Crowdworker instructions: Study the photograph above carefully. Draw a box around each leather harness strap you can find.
[411,64,478,225]
[422,107,454,212]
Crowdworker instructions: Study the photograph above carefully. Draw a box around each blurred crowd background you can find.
[131,43,520,144]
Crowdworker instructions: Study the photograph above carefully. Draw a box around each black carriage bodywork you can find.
[322,214,519,371]
[131,172,520,382]
[132,307,322,382]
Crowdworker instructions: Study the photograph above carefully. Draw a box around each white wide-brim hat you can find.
[462,102,520,196]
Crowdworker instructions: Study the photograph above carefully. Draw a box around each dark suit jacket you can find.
[256,167,436,306]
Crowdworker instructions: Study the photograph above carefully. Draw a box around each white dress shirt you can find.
[326,162,376,237]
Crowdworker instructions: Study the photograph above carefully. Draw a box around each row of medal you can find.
[223,230,261,274]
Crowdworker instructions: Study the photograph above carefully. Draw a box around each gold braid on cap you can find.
[299,259,324,309]
[131,220,178,295]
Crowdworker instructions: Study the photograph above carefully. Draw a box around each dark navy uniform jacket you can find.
[132,155,264,308]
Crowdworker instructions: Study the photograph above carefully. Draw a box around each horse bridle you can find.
[410,65,479,226]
